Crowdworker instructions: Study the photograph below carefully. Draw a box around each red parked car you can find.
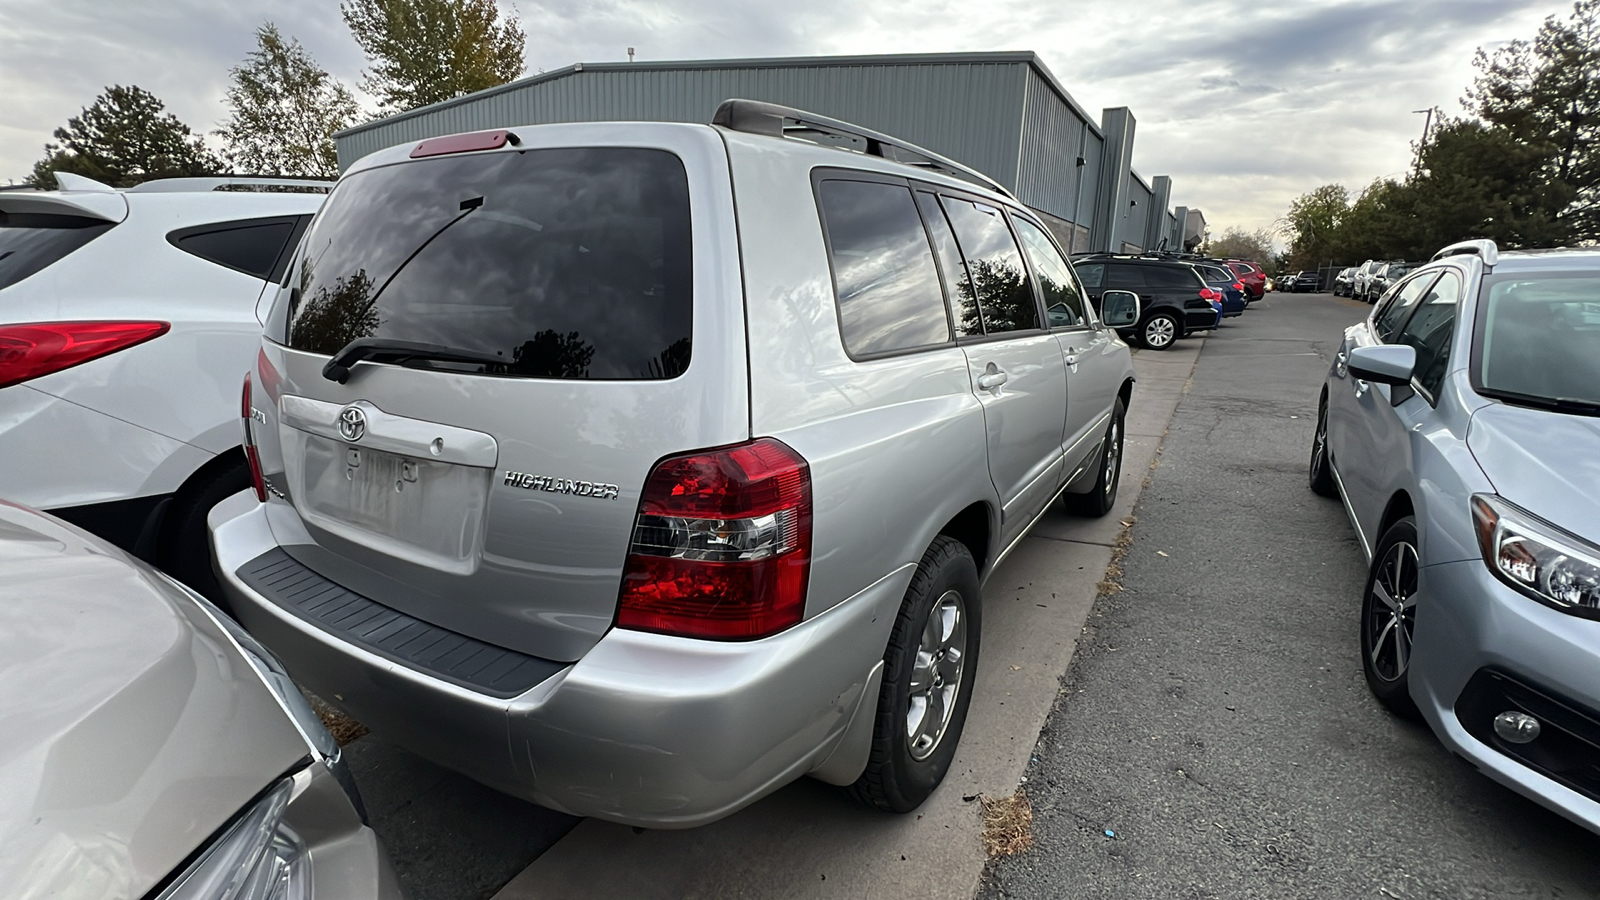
[1222,259,1266,300]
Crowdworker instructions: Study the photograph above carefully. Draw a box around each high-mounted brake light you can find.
[241,373,267,503]
[617,438,812,640]
[0,321,168,389]
[410,129,520,158]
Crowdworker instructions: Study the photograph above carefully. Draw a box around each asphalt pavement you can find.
[980,293,1600,900]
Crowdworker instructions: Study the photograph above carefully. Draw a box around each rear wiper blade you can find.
[322,338,505,383]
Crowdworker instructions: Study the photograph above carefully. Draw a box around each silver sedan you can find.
[0,501,402,900]
[1309,239,1600,835]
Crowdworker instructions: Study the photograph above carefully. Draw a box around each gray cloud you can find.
[0,0,1562,232]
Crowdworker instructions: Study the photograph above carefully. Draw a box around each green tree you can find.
[1201,226,1273,264]
[342,0,525,113]
[1467,0,1600,238]
[28,85,221,187]
[1285,184,1349,269]
[217,23,363,179]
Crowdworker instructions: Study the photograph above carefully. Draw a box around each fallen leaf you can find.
[1156,550,1170,557]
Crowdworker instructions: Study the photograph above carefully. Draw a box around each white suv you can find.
[211,101,1140,826]
[0,174,326,597]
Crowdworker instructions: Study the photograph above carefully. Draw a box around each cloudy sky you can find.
[0,0,1558,234]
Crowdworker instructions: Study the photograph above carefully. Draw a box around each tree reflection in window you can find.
[509,329,595,378]
[289,264,380,355]
[939,197,1040,335]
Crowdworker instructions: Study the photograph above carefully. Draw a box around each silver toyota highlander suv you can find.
[209,100,1140,827]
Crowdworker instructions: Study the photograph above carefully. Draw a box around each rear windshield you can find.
[0,212,114,291]
[281,147,693,380]
[1475,272,1600,407]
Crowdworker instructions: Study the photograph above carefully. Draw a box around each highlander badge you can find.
[504,471,620,500]
[338,406,367,442]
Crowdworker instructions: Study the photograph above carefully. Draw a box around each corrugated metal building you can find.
[334,52,1189,254]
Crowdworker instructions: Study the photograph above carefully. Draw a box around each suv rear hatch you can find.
[251,127,749,663]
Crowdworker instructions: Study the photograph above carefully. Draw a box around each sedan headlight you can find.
[156,776,308,900]
[1472,494,1600,618]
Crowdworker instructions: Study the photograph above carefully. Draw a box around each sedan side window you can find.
[1012,216,1088,328]
[817,179,953,357]
[1373,273,1440,342]
[939,197,1040,334]
[1395,270,1461,401]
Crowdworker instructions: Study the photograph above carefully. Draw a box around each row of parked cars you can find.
[2,101,1159,896]
[1312,238,1600,836]
[1331,259,1421,302]
[1068,251,1263,348]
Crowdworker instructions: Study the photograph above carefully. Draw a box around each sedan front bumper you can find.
[1411,558,1600,834]
[210,491,904,828]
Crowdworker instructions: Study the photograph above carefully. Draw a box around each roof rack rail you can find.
[711,98,1017,201]
[1431,239,1498,267]
[126,176,334,194]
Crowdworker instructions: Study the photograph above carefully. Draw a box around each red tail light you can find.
[1232,282,1244,292]
[0,321,168,389]
[617,438,812,640]
[1199,288,1222,301]
[241,373,267,503]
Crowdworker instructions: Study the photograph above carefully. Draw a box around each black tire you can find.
[850,535,982,813]
[1137,312,1180,350]
[1360,517,1422,719]
[1309,392,1337,498]
[158,456,251,607]
[1065,398,1125,517]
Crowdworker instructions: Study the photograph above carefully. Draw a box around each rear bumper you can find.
[210,491,906,828]
[1411,559,1600,835]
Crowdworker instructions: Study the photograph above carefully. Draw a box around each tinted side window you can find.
[939,197,1039,334]
[1012,217,1087,328]
[1105,264,1145,289]
[0,213,115,291]
[818,180,951,357]
[170,217,300,281]
[1074,262,1105,290]
[1396,270,1460,399]
[1373,273,1439,342]
[1145,266,1201,290]
[915,191,981,337]
[286,147,692,380]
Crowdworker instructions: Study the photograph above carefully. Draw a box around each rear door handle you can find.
[1064,348,1080,369]
[976,364,1009,392]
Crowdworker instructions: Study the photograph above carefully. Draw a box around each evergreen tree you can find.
[28,85,221,188]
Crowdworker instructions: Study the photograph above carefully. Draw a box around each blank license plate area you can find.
[291,431,489,565]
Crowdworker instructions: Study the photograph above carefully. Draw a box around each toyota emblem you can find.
[338,406,367,442]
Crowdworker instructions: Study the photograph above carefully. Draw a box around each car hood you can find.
[1467,403,1600,540]
[0,504,310,900]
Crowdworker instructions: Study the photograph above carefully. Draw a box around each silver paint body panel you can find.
[0,502,398,899]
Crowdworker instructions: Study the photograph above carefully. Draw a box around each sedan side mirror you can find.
[1100,290,1140,328]
[1346,344,1416,386]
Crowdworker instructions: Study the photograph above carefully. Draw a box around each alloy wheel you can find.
[1143,316,1176,348]
[1366,541,1418,682]
[1103,416,1122,499]
[906,589,967,761]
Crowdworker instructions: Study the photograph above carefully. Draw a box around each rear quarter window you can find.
[817,178,951,357]
[283,147,693,380]
[1145,266,1201,290]
[0,212,115,291]
[169,216,307,282]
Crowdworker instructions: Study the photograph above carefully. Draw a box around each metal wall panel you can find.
[338,60,1029,195]
[1118,173,1153,252]
[1016,67,1093,223]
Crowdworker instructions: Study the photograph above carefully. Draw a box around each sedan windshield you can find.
[1475,272,1600,408]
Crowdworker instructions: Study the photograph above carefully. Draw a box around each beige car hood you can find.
[0,504,310,900]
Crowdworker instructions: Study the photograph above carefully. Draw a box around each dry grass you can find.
[980,789,1035,857]
[305,691,370,746]
[1096,515,1137,597]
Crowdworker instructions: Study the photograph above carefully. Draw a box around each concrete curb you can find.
[492,339,1205,900]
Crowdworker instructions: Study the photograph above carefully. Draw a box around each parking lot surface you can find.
[981,293,1600,899]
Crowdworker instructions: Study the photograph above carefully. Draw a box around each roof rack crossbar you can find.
[1431,239,1499,267]
[712,98,1017,201]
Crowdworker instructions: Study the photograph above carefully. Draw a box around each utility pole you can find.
[627,47,635,62]
[1411,108,1434,177]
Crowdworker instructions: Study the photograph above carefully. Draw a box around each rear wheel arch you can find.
[937,502,992,579]
[1117,378,1134,413]
[156,445,251,602]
